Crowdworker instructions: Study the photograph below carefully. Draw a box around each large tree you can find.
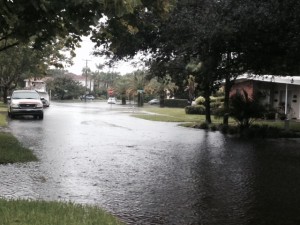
[0,41,69,102]
[92,0,300,123]
[0,0,175,52]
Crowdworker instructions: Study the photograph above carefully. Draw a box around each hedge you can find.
[164,99,189,108]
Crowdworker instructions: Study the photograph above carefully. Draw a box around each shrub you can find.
[229,90,266,129]
[185,105,206,114]
[199,122,209,129]
[195,96,205,105]
[164,99,189,108]
[210,124,218,131]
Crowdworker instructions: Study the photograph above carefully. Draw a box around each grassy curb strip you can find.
[0,199,124,225]
[0,132,38,164]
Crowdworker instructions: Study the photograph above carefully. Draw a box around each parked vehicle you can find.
[80,94,95,100]
[148,99,160,105]
[41,99,50,107]
[38,91,50,107]
[107,97,117,104]
[7,90,44,119]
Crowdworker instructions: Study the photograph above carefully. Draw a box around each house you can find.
[230,74,300,119]
[24,77,51,102]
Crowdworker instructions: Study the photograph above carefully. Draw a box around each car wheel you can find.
[39,114,44,120]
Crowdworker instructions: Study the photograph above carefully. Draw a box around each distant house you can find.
[65,73,94,92]
[24,77,52,102]
[230,74,300,119]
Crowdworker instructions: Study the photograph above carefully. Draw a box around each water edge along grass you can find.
[0,199,124,225]
[0,132,38,164]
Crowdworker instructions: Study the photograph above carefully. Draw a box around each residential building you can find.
[231,74,300,119]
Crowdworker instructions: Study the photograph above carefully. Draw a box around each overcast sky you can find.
[66,36,143,75]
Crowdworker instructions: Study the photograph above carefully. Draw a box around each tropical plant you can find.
[144,75,178,107]
[229,90,266,129]
[115,76,131,104]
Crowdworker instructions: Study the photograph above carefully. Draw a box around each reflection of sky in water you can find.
[2,102,300,225]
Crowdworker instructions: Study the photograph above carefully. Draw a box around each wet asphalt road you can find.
[2,101,300,225]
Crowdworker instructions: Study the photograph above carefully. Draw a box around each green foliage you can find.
[195,96,205,105]
[229,90,266,129]
[164,99,189,108]
[47,76,84,100]
[185,105,206,115]
[0,199,124,225]
[0,132,37,164]
[0,0,173,53]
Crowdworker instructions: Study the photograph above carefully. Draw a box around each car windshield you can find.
[12,92,40,99]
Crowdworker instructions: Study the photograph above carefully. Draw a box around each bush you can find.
[210,102,223,110]
[185,105,206,114]
[210,124,218,131]
[264,111,276,120]
[199,122,209,129]
[195,96,205,105]
[164,99,189,108]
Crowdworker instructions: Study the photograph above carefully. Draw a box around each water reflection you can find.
[1,103,300,224]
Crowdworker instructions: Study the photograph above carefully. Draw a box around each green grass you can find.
[0,102,7,126]
[135,106,300,132]
[255,120,300,131]
[134,107,224,123]
[0,199,124,225]
[0,132,38,164]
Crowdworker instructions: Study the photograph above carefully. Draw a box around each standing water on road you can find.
[1,101,300,225]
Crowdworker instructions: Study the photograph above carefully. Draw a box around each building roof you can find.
[236,73,300,85]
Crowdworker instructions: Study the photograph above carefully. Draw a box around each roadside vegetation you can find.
[0,132,38,164]
[0,199,124,225]
[138,105,300,138]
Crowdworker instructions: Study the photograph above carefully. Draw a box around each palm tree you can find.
[145,75,178,107]
[229,90,266,129]
[115,76,131,104]
[129,70,147,107]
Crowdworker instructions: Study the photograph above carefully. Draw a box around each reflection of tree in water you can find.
[191,133,255,224]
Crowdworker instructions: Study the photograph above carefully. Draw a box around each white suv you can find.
[8,90,44,119]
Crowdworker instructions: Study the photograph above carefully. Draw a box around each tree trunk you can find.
[137,92,144,107]
[223,75,231,125]
[2,87,8,104]
[204,86,212,124]
[159,90,165,107]
[121,96,126,105]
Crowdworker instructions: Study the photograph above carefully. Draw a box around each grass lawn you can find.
[0,102,7,126]
[134,107,226,123]
[0,132,38,164]
[0,199,124,225]
[136,106,300,132]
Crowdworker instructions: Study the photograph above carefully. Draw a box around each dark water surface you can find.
[1,102,300,225]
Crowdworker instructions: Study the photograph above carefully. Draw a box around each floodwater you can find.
[1,101,300,225]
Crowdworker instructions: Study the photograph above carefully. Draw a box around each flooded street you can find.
[1,101,300,224]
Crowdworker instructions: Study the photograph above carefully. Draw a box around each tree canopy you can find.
[0,0,175,52]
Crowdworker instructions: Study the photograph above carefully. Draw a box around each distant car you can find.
[148,99,160,105]
[107,97,117,104]
[80,94,95,100]
[7,90,44,119]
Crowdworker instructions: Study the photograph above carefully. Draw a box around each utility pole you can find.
[83,59,91,102]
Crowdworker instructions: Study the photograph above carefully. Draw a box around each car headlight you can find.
[11,103,19,108]
[36,103,43,108]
